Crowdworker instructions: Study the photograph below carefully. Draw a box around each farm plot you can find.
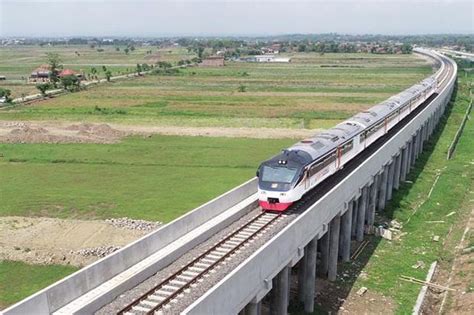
[0,52,432,129]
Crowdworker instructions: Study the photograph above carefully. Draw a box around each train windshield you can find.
[261,166,298,183]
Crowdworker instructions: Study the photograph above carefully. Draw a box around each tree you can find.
[115,47,120,52]
[36,83,51,97]
[136,63,142,74]
[0,88,12,103]
[46,52,62,88]
[130,45,135,51]
[124,47,129,55]
[60,75,81,92]
[237,84,246,92]
[102,65,107,72]
[401,43,413,54]
[105,70,112,82]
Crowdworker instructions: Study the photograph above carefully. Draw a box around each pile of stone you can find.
[105,217,162,231]
[75,246,121,258]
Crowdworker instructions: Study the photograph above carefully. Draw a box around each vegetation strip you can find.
[447,99,472,159]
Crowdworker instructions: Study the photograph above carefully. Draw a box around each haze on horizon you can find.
[0,0,473,38]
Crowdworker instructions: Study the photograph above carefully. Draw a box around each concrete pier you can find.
[351,198,359,237]
[318,230,329,277]
[303,238,317,313]
[378,165,388,210]
[297,252,307,303]
[356,187,367,241]
[400,145,408,182]
[386,161,394,201]
[340,202,353,262]
[244,300,260,315]
[394,153,401,190]
[272,266,289,315]
[328,215,341,282]
[367,175,378,226]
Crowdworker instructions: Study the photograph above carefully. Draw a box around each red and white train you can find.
[256,64,444,212]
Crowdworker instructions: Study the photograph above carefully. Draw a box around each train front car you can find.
[257,149,312,212]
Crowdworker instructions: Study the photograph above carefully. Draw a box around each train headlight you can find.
[280,193,286,196]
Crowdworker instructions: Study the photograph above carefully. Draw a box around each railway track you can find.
[118,211,284,314]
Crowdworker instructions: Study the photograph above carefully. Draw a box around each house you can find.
[199,56,225,67]
[59,69,83,78]
[30,64,51,80]
[239,55,291,63]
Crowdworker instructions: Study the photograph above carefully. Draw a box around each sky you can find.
[0,0,473,37]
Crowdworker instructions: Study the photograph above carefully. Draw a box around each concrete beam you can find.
[340,201,353,262]
[410,135,417,168]
[356,187,367,242]
[303,237,317,313]
[328,215,341,281]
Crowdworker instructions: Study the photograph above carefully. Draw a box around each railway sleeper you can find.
[206,253,223,260]
[169,279,187,286]
[200,258,216,264]
[161,284,180,292]
[149,294,166,302]
[194,262,211,269]
[182,270,200,277]
[188,266,205,273]
[154,290,171,298]
[141,300,158,308]
[132,305,151,313]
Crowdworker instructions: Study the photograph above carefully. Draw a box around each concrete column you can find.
[297,251,307,303]
[378,166,388,211]
[400,146,408,182]
[367,175,378,226]
[318,230,329,277]
[245,301,260,315]
[394,153,401,190]
[328,215,341,282]
[340,201,353,262]
[273,266,289,315]
[386,161,394,201]
[351,198,359,237]
[303,237,317,313]
[356,187,367,241]
[411,135,417,168]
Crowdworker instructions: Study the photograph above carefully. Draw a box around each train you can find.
[256,63,444,212]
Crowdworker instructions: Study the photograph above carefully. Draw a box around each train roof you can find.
[280,75,436,164]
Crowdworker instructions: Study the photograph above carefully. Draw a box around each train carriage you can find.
[257,75,437,211]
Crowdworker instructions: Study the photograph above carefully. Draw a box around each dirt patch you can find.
[0,216,159,267]
[0,120,317,143]
[0,121,124,144]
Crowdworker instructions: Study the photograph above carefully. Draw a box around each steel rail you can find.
[118,211,281,314]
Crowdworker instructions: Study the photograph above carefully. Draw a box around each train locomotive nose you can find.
[259,199,293,212]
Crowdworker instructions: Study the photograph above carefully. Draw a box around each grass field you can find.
[0,51,432,129]
[0,44,195,97]
[0,135,294,222]
[0,260,78,309]
[345,67,473,313]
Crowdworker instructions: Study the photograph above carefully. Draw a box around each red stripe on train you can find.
[259,200,293,212]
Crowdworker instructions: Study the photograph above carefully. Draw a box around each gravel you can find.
[105,217,162,231]
[74,246,121,258]
[95,208,299,314]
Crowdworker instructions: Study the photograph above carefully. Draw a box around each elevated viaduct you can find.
[2,49,457,315]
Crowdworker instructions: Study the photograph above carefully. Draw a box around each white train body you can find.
[257,73,438,211]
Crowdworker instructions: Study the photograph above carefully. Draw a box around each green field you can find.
[0,44,195,98]
[0,260,78,309]
[0,135,294,222]
[0,51,432,129]
[345,67,473,313]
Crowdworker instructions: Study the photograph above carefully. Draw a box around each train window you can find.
[342,141,353,154]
